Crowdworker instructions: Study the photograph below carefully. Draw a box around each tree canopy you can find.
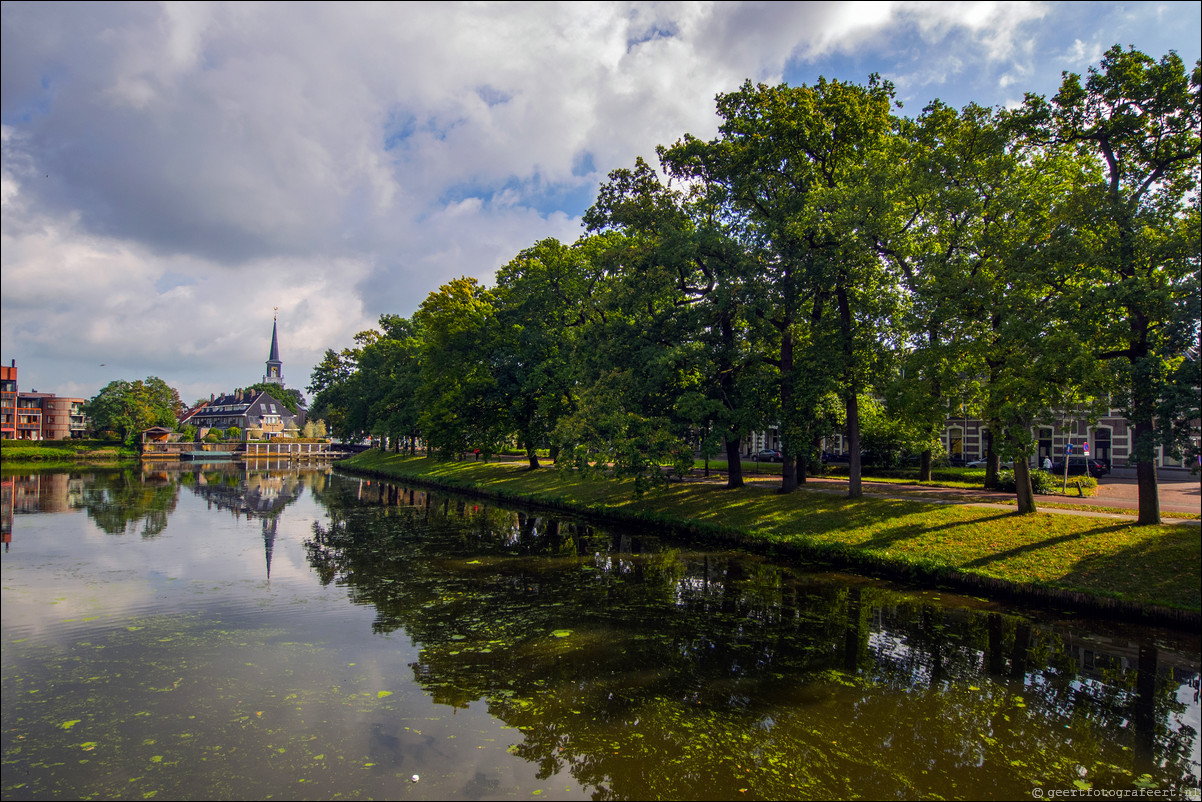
[85,377,183,443]
[309,46,1200,519]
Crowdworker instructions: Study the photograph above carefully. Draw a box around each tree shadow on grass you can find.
[1052,528,1202,611]
[857,511,1018,551]
[960,522,1131,568]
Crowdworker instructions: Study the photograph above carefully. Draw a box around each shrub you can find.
[995,469,1094,496]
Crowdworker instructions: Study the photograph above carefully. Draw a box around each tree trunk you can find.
[984,450,999,490]
[796,454,806,485]
[837,285,860,499]
[846,393,862,499]
[1135,452,1160,525]
[779,329,798,493]
[920,449,932,482]
[526,444,540,470]
[724,437,744,488]
[1013,458,1037,513]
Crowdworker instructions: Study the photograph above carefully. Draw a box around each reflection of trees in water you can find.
[307,475,1200,798]
[80,469,180,538]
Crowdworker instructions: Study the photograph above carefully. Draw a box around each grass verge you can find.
[0,440,136,463]
[340,451,1201,625]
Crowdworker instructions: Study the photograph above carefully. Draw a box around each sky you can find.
[2,1,1200,406]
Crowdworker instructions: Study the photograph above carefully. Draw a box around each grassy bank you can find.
[0,439,136,463]
[339,451,1201,624]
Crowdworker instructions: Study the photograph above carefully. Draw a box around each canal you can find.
[2,465,1199,800]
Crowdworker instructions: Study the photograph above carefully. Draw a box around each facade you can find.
[16,393,87,440]
[0,362,16,440]
[742,406,1200,471]
[0,361,45,441]
[180,389,301,439]
[1,361,88,440]
[940,408,1199,471]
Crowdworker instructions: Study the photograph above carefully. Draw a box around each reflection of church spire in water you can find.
[262,516,278,582]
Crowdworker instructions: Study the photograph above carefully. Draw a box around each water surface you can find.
[2,466,1199,800]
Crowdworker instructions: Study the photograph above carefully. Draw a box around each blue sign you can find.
[1065,443,1073,454]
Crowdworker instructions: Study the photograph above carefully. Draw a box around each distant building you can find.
[263,314,284,386]
[1,361,89,441]
[180,389,301,440]
[17,392,87,440]
[0,361,17,440]
[744,404,1200,472]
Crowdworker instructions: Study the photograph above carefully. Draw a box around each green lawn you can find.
[0,439,135,462]
[341,451,1201,616]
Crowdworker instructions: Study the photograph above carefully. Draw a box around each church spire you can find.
[264,309,284,385]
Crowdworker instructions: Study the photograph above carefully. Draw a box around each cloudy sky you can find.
[3,1,1200,406]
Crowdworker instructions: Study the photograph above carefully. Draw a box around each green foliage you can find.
[1019,45,1201,522]
[307,47,1197,520]
[84,377,183,444]
[414,278,506,457]
[225,426,242,441]
[996,470,1059,495]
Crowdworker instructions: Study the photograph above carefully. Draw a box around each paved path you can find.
[692,471,1201,523]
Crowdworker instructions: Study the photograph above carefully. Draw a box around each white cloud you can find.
[2,1,1197,400]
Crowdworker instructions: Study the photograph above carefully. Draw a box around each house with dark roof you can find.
[180,389,302,440]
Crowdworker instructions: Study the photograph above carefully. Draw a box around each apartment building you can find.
[0,361,88,440]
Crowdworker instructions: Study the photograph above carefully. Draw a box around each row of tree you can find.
[309,46,1200,523]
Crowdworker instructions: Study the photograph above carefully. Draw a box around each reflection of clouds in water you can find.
[1,469,341,640]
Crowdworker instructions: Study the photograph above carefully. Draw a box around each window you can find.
[947,427,964,460]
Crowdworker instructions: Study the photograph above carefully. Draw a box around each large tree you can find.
[84,376,183,443]
[549,230,708,490]
[663,77,904,497]
[413,277,507,458]
[585,157,768,488]
[492,237,598,468]
[1021,46,1201,523]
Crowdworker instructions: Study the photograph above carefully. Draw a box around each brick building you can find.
[0,361,88,440]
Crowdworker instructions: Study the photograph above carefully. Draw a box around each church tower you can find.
[264,311,284,385]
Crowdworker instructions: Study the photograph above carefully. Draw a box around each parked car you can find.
[965,458,1015,469]
[754,449,783,462]
[1049,457,1109,478]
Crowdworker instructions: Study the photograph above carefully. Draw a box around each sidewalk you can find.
[703,471,1201,522]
